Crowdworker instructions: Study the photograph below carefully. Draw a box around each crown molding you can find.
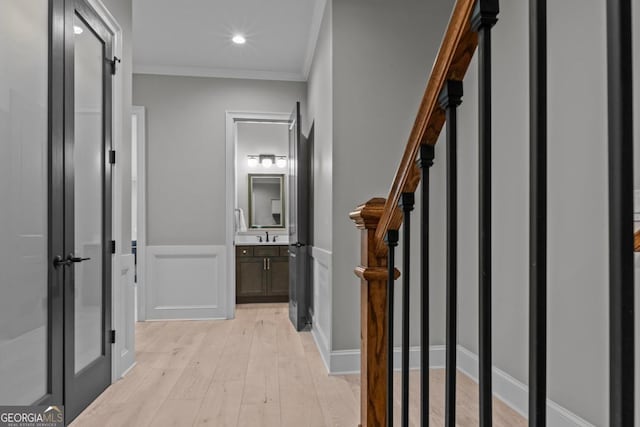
[133,64,306,82]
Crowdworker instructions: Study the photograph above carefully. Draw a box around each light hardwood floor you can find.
[71,303,525,427]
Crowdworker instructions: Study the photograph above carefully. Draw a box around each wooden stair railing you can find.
[349,1,478,426]
[350,0,636,426]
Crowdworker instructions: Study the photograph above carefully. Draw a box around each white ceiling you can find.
[132,0,325,82]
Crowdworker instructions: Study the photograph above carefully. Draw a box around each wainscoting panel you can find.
[146,246,227,320]
[310,247,332,371]
[112,254,135,379]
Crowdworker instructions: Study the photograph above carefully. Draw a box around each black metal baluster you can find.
[529,0,547,425]
[385,230,399,427]
[399,193,415,427]
[439,80,463,427]
[417,144,435,427]
[606,1,635,426]
[471,2,498,426]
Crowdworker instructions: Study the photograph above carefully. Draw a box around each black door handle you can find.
[53,255,70,268]
[53,254,91,268]
[293,242,305,248]
[67,254,91,263]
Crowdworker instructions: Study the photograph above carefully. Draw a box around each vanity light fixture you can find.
[247,154,287,169]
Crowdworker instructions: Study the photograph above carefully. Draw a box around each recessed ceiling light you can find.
[232,34,246,45]
[74,25,83,35]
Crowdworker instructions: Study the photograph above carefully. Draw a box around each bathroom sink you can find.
[235,235,289,245]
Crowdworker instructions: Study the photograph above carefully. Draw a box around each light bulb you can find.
[276,157,287,168]
[247,156,258,167]
[232,34,246,45]
[261,158,273,168]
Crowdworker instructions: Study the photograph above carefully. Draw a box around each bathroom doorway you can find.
[225,112,291,318]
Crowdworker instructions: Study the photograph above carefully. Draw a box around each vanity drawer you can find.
[236,246,254,257]
[279,246,290,257]
[254,246,280,257]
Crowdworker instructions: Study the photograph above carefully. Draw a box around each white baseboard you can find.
[311,321,331,373]
[326,345,446,375]
[456,346,595,427]
[315,342,593,426]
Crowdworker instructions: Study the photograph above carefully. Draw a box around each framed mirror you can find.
[248,174,285,228]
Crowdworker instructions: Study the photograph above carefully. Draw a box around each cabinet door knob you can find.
[242,249,247,255]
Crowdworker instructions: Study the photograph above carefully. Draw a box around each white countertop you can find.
[235,235,289,245]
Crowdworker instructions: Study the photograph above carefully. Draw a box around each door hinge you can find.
[109,150,116,164]
[110,330,116,344]
[108,56,121,75]
[111,240,116,254]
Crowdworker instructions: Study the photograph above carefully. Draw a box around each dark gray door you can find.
[0,0,65,409]
[63,0,113,421]
[288,102,311,331]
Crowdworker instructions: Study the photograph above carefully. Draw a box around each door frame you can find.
[225,111,291,319]
[132,106,147,321]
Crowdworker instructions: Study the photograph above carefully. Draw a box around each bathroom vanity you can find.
[236,244,289,303]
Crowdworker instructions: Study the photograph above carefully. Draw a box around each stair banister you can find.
[349,1,479,426]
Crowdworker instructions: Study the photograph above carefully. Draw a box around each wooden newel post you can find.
[350,198,400,427]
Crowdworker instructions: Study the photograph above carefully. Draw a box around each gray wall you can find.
[330,0,455,351]
[457,0,640,424]
[103,0,133,252]
[132,75,306,246]
[305,0,333,252]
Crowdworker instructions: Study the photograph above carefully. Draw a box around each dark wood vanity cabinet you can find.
[236,245,289,303]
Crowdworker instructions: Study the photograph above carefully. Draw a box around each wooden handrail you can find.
[373,0,478,255]
[349,2,483,426]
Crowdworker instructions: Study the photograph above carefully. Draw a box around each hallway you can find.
[71,304,524,426]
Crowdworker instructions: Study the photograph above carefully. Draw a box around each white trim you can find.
[326,346,446,375]
[456,346,595,427]
[133,64,305,82]
[120,361,137,378]
[311,325,331,373]
[302,0,328,79]
[225,111,292,319]
[82,0,124,385]
[132,106,146,321]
